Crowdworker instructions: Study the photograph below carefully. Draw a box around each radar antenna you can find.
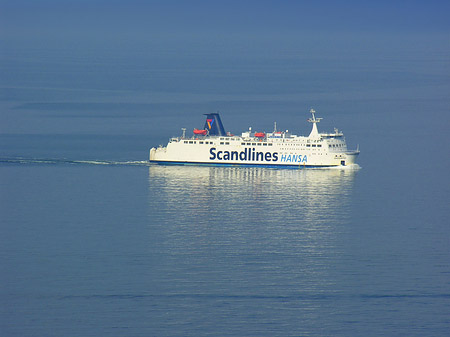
[307,108,322,138]
[308,108,322,124]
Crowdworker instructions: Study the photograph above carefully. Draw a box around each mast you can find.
[307,108,322,138]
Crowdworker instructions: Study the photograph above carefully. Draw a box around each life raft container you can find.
[193,129,207,135]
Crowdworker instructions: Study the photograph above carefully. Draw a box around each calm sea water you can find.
[1,36,449,336]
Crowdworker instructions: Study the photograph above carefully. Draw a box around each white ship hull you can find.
[149,109,359,168]
[150,141,359,168]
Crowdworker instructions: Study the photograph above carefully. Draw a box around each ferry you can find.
[149,109,359,168]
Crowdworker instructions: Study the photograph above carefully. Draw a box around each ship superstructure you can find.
[149,109,359,168]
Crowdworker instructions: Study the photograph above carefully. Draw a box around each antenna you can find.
[307,108,322,138]
[308,108,322,123]
[181,128,186,138]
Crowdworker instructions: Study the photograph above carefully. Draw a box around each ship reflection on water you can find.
[148,165,358,231]
[146,165,360,313]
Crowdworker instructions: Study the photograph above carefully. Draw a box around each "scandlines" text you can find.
[209,147,279,162]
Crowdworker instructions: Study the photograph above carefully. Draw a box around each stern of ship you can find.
[149,147,157,161]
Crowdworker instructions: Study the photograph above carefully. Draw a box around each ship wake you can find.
[0,157,151,166]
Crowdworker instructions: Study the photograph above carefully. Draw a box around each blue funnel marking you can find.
[204,113,226,136]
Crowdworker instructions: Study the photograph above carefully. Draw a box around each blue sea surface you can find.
[1,12,450,336]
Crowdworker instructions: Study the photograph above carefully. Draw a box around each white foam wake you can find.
[0,158,151,166]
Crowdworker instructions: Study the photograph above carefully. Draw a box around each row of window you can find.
[183,140,343,148]
[183,141,214,144]
[183,140,275,146]
[238,142,273,146]
[219,137,239,141]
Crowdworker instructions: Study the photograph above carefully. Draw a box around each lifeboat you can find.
[193,129,207,136]
[254,132,265,138]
